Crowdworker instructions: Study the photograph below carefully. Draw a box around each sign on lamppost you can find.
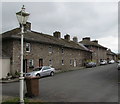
[16,5,30,104]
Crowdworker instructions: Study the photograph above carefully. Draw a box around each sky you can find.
[1,1,118,53]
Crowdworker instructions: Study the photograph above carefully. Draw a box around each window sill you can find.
[26,51,30,53]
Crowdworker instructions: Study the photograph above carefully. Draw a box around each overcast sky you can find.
[1,1,118,53]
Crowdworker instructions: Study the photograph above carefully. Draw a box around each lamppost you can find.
[16,5,30,104]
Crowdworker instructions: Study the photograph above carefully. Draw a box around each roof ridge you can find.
[2,28,89,51]
[80,40,107,49]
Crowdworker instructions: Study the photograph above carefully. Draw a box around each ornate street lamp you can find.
[16,5,30,104]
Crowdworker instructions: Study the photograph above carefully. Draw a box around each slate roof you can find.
[2,28,90,52]
[107,49,117,55]
[80,40,107,49]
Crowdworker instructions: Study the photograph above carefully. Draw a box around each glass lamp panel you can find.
[16,15,23,24]
[16,11,30,24]
[22,15,29,24]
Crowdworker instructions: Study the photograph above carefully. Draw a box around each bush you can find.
[15,71,20,78]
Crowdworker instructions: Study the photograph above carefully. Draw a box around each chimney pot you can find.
[73,36,78,43]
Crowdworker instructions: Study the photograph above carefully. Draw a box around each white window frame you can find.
[29,59,34,67]
[26,43,30,52]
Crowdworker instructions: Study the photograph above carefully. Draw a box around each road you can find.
[2,64,118,102]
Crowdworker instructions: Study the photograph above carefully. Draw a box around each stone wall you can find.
[5,39,92,74]
[88,46,107,64]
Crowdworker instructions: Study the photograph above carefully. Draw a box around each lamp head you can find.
[16,5,30,25]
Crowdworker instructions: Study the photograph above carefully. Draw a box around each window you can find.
[70,60,72,65]
[62,48,64,54]
[49,46,52,53]
[26,43,30,52]
[62,59,64,65]
[29,59,34,68]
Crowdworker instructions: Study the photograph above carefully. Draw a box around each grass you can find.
[1,97,48,104]
[1,97,29,104]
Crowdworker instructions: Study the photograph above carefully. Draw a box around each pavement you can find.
[0,67,84,83]
[0,78,19,83]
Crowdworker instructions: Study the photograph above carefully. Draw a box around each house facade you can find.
[107,49,117,61]
[118,53,120,60]
[80,37,107,64]
[2,23,92,76]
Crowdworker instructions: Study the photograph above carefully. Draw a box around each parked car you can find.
[85,62,96,68]
[109,60,115,64]
[100,60,107,65]
[117,60,120,63]
[117,62,120,70]
[25,66,55,77]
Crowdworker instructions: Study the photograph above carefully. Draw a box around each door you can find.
[74,59,77,67]
[41,66,50,76]
[39,59,43,67]
[23,59,27,73]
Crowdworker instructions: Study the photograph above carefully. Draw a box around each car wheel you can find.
[36,74,41,77]
[50,72,54,76]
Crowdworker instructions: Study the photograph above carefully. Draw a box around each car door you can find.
[46,66,52,75]
[41,66,49,76]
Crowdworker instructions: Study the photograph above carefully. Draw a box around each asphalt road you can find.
[2,64,118,102]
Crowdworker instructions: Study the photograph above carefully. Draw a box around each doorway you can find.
[23,59,27,73]
[39,59,43,67]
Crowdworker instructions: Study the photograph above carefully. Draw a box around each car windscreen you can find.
[42,66,50,70]
[33,68,42,71]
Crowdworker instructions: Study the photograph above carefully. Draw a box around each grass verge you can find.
[1,97,29,104]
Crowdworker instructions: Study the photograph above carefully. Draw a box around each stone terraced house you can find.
[107,49,117,62]
[2,22,92,76]
[80,37,107,64]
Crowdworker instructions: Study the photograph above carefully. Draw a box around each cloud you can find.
[98,35,118,53]
[1,2,118,53]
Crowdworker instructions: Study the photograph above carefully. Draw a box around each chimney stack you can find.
[64,34,70,41]
[73,36,78,43]
[92,40,98,44]
[53,31,61,39]
[83,37,90,41]
[24,22,31,31]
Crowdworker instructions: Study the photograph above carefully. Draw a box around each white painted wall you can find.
[0,58,10,79]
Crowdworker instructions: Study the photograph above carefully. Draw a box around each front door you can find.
[23,59,27,73]
[39,59,43,67]
[74,59,77,67]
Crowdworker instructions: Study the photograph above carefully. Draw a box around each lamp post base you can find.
[19,76,24,104]
[20,100,24,104]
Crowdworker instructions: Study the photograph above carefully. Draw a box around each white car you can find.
[109,60,115,64]
[100,60,107,65]
[25,66,55,77]
[118,63,120,70]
